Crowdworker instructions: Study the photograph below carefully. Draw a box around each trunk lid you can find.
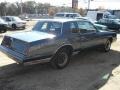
[8,31,55,42]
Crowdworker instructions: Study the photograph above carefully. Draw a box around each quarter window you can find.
[70,22,77,29]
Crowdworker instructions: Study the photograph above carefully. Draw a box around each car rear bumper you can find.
[0,45,25,64]
[16,24,26,28]
[0,45,52,65]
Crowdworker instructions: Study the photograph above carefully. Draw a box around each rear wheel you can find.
[12,24,17,30]
[51,48,71,69]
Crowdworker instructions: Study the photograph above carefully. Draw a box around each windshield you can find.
[13,17,22,21]
[32,21,62,34]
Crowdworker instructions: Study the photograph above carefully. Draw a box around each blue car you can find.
[0,19,117,69]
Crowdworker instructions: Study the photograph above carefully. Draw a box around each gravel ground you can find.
[0,21,120,90]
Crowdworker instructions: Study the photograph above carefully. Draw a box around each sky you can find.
[0,0,120,9]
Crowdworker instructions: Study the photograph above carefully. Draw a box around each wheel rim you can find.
[57,52,68,67]
[105,40,111,51]
[12,25,16,29]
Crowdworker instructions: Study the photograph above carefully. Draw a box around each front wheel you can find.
[102,40,111,52]
[51,48,71,69]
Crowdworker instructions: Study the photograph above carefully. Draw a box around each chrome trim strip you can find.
[23,57,51,66]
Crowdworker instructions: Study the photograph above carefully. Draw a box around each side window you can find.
[6,17,11,22]
[69,22,79,33]
[77,21,96,33]
[12,17,15,21]
[49,22,62,33]
[41,22,48,30]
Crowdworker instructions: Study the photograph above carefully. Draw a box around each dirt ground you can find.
[0,21,120,90]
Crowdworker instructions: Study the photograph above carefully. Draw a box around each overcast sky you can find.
[0,0,120,9]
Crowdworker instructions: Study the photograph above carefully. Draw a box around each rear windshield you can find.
[32,21,62,35]
[55,14,64,17]
[66,14,80,18]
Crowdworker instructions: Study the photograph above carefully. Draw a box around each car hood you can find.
[7,31,56,42]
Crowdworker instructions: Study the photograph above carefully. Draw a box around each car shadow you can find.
[0,49,120,90]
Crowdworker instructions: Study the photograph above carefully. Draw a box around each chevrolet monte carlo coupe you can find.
[0,19,117,69]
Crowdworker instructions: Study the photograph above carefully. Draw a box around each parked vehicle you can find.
[0,18,8,33]
[86,10,112,21]
[2,16,27,29]
[54,12,81,18]
[76,17,108,31]
[94,24,108,31]
[0,19,117,69]
[96,18,120,31]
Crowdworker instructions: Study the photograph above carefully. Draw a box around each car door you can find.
[5,17,12,27]
[64,21,81,50]
[77,21,99,48]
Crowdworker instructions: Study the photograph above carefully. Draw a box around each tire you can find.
[22,26,26,30]
[51,48,71,69]
[0,29,6,33]
[102,39,111,52]
[12,24,17,30]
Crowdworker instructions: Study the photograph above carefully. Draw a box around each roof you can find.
[36,18,86,23]
[2,16,18,18]
[56,12,80,14]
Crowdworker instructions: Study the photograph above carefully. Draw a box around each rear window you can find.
[32,21,62,35]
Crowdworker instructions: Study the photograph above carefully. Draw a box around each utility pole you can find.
[87,0,93,12]
[34,0,38,15]
[72,0,78,12]
[88,0,90,10]
[4,0,6,16]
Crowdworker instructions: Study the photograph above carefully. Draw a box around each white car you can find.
[2,16,27,29]
[54,12,81,19]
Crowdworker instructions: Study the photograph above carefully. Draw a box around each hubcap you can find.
[57,52,68,67]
